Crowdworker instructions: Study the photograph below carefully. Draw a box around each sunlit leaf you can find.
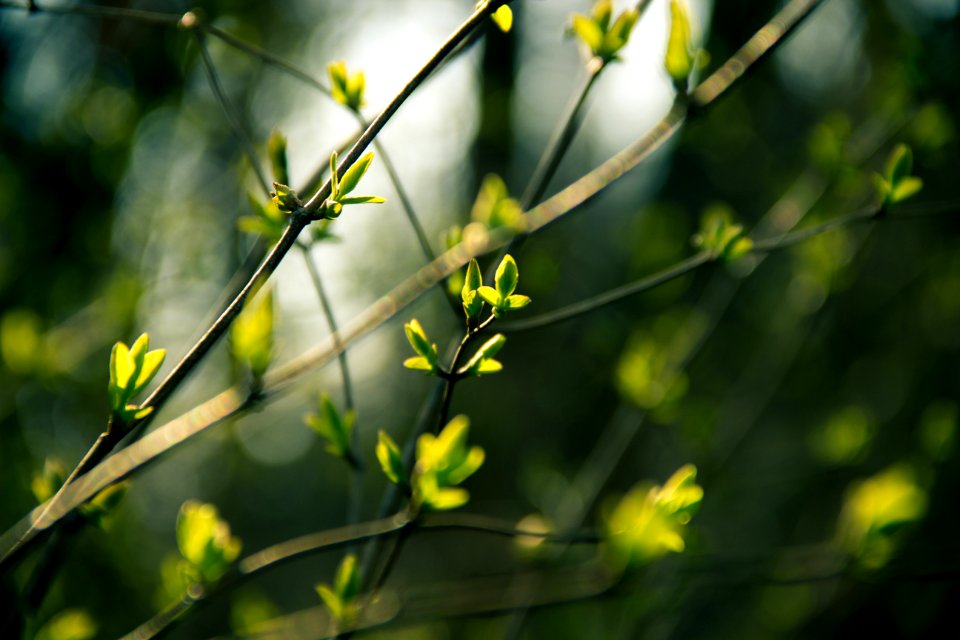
[491,5,513,32]
[337,152,375,198]
[376,430,406,486]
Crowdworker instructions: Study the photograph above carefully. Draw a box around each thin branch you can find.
[500,253,712,333]
[299,243,363,532]
[436,315,496,433]
[193,30,271,196]
[202,23,331,96]
[1,0,182,25]
[120,511,598,639]
[299,244,355,412]
[122,513,413,640]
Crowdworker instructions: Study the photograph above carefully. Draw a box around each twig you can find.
[192,31,270,196]
[299,243,362,530]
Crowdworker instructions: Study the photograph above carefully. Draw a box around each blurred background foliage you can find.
[1,0,959,637]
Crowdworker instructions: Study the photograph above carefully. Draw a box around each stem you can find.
[436,315,496,432]
[193,31,270,196]
[122,512,413,640]
[120,510,596,640]
[500,253,713,333]
[299,243,364,531]
[521,66,601,210]
[0,0,182,25]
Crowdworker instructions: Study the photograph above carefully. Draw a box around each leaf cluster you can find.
[108,333,165,423]
[377,416,485,512]
[175,500,242,584]
[603,464,703,570]
[569,0,639,64]
[315,553,361,625]
[304,393,357,465]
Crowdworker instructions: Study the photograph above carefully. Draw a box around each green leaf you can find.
[571,14,603,55]
[132,406,154,421]
[491,4,513,32]
[231,288,275,379]
[267,130,288,185]
[474,359,503,375]
[605,9,638,54]
[315,584,344,621]
[34,609,98,640]
[665,0,694,86]
[404,319,435,362]
[337,195,385,205]
[376,430,406,486]
[304,393,354,459]
[425,487,470,511]
[333,553,360,601]
[329,150,340,199]
[131,349,165,397]
[592,0,613,31]
[891,176,923,203]
[495,254,519,299]
[505,294,531,310]
[328,60,365,111]
[176,501,242,583]
[271,182,301,212]
[337,152,375,198]
[445,446,485,485]
[462,259,483,297]
[463,334,506,375]
[31,458,66,504]
[111,341,134,397]
[129,333,149,368]
[885,143,913,186]
[477,286,500,308]
[403,356,435,373]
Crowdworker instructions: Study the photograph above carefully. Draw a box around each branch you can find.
[120,511,598,639]
[0,0,829,570]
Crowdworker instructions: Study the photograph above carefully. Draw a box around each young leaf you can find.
[266,130,288,186]
[376,430,406,486]
[505,294,532,310]
[477,286,500,308]
[462,259,484,321]
[108,333,165,421]
[885,144,913,187]
[403,356,434,373]
[891,176,923,203]
[329,150,340,199]
[495,254,519,299]
[462,259,483,297]
[315,585,344,622]
[231,288,275,379]
[337,152,375,198]
[271,182,302,213]
[462,334,506,376]
[665,0,694,87]
[592,0,613,32]
[304,393,355,461]
[333,553,360,602]
[328,60,366,111]
[176,501,242,583]
[491,4,513,32]
[411,415,484,511]
[404,319,435,363]
[338,195,386,205]
[571,14,603,54]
